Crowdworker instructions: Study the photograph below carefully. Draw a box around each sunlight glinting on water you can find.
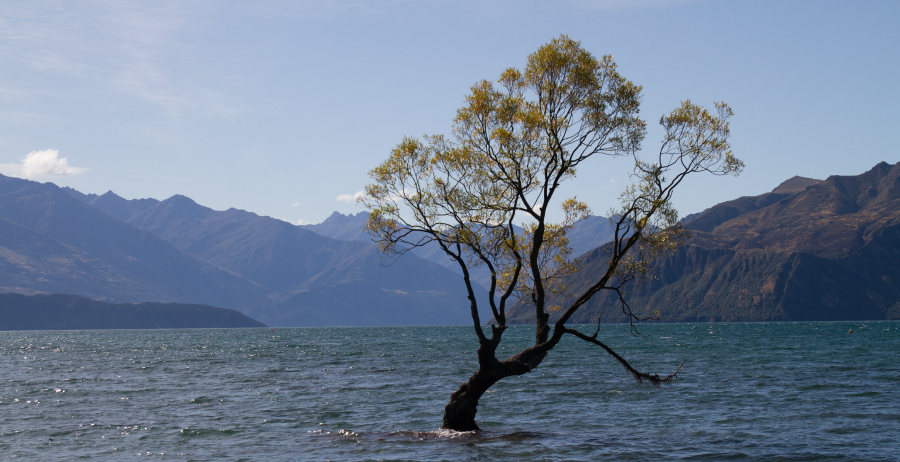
[0,322,898,461]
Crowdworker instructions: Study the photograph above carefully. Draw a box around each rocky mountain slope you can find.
[680,176,821,232]
[506,162,900,323]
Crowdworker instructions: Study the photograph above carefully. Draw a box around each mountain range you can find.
[0,174,486,326]
[2,161,897,328]
[506,161,900,323]
[300,211,616,288]
[302,211,615,260]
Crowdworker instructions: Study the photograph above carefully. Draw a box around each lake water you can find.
[1,322,897,461]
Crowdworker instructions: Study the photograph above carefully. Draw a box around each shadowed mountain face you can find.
[689,163,899,256]
[506,162,900,323]
[61,186,484,326]
[0,293,266,330]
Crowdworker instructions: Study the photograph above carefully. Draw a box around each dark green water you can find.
[1,322,897,461]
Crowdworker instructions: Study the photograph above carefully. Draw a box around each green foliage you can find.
[361,35,742,331]
[608,100,741,293]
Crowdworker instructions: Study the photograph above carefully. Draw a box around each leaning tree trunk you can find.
[442,344,547,431]
[442,368,501,431]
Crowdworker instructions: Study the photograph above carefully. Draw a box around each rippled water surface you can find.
[1,322,898,461]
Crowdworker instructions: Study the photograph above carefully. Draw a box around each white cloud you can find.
[336,190,364,203]
[292,202,301,207]
[0,149,88,178]
[296,219,310,225]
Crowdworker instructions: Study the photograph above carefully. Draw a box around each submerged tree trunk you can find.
[442,368,499,431]
[442,340,509,431]
[442,340,548,431]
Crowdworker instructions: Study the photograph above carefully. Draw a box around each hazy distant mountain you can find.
[506,162,900,323]
[18,160,891,328]
[64,188,486,326]
[0,175,260,309]
[81,193,371,291]
[302,210,616,287]
[0,174,486,326]
[300,210,481,282]
[0,293,265,330]
[300,211,372,243]
[566,215,617,258]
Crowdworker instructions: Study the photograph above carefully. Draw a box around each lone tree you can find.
[361,36,742,432]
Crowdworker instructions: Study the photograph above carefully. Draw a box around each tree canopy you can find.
[361,35,742,431]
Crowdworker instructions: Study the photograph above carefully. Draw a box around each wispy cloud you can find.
[0,1,238,118]
[336,190,364,203]
[292,202,301,207]
[296,218,311,225]
[0,149,88,178]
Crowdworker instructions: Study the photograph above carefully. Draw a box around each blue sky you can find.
[1,0,897,225]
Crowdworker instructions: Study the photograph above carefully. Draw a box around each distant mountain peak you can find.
[165,194,198,204]
[160,194,206,210]
[94,190,127,204]
[771,176,822,194]
[99,190,122,198]
[61,186,97,203]
[324,211,368,221]
[301,211,370,242]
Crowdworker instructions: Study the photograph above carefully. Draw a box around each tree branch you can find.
[563,327,683,386]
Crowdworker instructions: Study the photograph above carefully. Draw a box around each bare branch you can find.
[564,327,683,386]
